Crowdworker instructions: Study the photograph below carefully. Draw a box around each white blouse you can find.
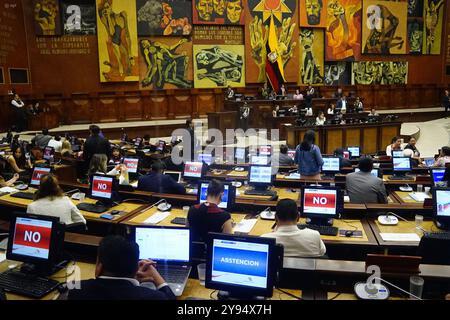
[27,196,86,225]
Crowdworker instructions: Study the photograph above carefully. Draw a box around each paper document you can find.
[143,211,171,224]
[0,187,18,193]
[130,181,138,188]
[408,192,431,202]
[344,196,350,203]
[286,173,300,179]
[380,233,421,242]
[0,252,6,263]
[233,219,258,233]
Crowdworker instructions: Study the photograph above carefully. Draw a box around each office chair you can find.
[417,234,450,265]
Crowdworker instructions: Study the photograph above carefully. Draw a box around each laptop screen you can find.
[164,171,181,183]
[135,227,190,263]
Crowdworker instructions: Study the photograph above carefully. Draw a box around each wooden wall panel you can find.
[148,95,169,120]
[326,129,343,154]
[196,93,216,117]
[345,128,361,148]
[381,126,399,152]
[96,93,119,123]
[120,93,143,121]
[362,128,378,154]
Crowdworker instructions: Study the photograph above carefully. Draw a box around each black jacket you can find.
[67,278,176,300]
[83,135,111,162]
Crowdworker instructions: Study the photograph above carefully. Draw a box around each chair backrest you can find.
[417,234,450,265]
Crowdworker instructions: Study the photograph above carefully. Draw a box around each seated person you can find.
[109,146,123,165]
[137,161,185,194]
[67,235,175,300]
[293,89,303,100]
[386,136,403,156]
[31,128,52,149]
[60,140,73,158]
[327,103,336,115]
[5,145,32,174]
[226,86,235,99]
[315,111,326,126]
[47,135,62,152]
[26,174,86,226]
[354,97,363,113]
[402,148,420,167]
[88,154,129,185]
[288,105,298,115]
[334,148,352,167]
[346,157,387,204]
[368,108,380,117]
[277,144,294,166]
[186,179,233,242]
[0,172,19,187]
[143,134,151,146]
[434,146,450,167]
[336,96,347,112]
[404,137,420,157]
[261,199,326,258]
[305,107,313,116]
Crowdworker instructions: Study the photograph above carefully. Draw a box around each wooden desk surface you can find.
[369,219,438,247]
[0,190,145,224]
[123,207,377,245]
[393,191,430,206]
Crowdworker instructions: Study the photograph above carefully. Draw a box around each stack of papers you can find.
[286,173,300,179]
[408,192,431,202]
[380,233,421,242]
[143,211,171,224]
[233,219,258,233]
[0,252,6,263]
[0,187,18,193]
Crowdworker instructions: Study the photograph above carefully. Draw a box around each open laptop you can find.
[134,226,191,297]
[163,170,182,183]
[424,157,435,167]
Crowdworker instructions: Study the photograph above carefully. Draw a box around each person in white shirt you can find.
[386,136,403,156]
[47,135,63,152]
[327,104,336,115]
[316,111,326,126]
[27,174,86,226]
[261,199,326,258]
[293,89,303,100]
[88,153,129,185]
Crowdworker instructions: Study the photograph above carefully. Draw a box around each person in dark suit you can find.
[442,90,450,118]
[83,125,111,165]
[334,148,352,168]
[67,235,175,300]
[137,161,185,194]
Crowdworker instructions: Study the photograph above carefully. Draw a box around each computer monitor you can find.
[432,188,450,230]
[134,226,190,263]
[43,146,55,162]
[424,157,436,167]
[301,186,343,225]
[250,155,269,165]
[6,214,64,275]
[322,157,341,178]
[183,161,204,181]
[430,168,446,187]
[156,140,166,152]
[90,175,118,205]
[122,157,139,174]
[248,166,273,190]
[134,137,143,148]
[30,167,52,186]
[392,150,404,158]
[347,146,360,158]
[392,157,412,174]
[235,147,246,162]
[355,168,380,178]
[197,153,213,166]
[287,150,295,160]
[258,145,272,156]
[198,181,236,210]
[205,233,279,299]
[164,170,181,183]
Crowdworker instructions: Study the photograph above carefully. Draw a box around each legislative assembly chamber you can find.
[0,0,450,305]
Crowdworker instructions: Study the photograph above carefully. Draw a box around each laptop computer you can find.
[134,226,191,297]
[163,170,182,183]
[424,157,435,167]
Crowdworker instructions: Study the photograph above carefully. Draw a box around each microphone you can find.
[137,198,168,214]
[379,211,427,233]
[355,276,423,300]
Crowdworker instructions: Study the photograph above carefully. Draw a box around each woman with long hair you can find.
[6,145,32,174]
[88,153,129,185]
[294,130,324,180]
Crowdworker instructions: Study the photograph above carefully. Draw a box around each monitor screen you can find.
[209,237,270,290]
[287,150,295,160]
[302,187,338,216]
[259,146,271,156]
[249,166,272,184]
[431,169,446,185]
[393,157,411,172]
[322,157,340,172]
[135,227,190,263]
[123,158,139,174]
[11,217,53,260]
[424,158,435,167]
[347,147,360,158]
[30,167,51,186]
[183,161,203,179]
[43,146,55,160]
[198,153,213,165]
[435,189,450,218]
[199,182,231,209]
[235,148,245,161]
[164,171,181,183]
[355,168,379,178]
[251,155,269,165]
[156,140,165,152]
[91,175,114,199]
[392,150,404,158]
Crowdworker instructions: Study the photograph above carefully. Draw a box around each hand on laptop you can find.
[136,259,165,287]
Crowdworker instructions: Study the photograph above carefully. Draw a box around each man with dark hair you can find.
[137,161,185,194]
[334,147,352,167]
[262,199,326,257]
[277,144,294,166]
[31,128,52,149]
[83,124,111,164]
[186,179,233,241]
[346,157,387,204]
[67,235,175,300]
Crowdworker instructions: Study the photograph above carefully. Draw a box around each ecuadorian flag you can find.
[265,14,286,94]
